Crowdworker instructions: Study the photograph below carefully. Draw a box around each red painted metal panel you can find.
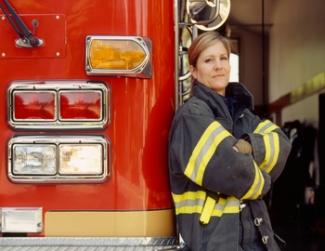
[0,0,175,218]
[0,14,66,58]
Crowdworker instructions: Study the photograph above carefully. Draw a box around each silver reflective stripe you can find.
[263,133,276,169]
[225,199,240,208]
[190,126,224,181]
[251,167,263,199]
[215,202,225,211]
[211,197,241,217]
[257,122,272,134]
[174,198,205,209]
[255,120,279,134]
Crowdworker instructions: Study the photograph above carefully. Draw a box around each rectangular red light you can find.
[13,91,56,120]
[8,81,109,129]
[59,91,102,120]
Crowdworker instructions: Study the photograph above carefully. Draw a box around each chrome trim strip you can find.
[0,237,178,250]
[8,135,109,183]
[7,81,110,129]
[85,35,152,78]
[174,0,180,109]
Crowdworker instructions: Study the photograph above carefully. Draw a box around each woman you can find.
[168,31,291,251]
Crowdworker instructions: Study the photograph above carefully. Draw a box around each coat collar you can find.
[191,80,254,119]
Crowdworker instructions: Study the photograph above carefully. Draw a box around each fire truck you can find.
[0,0,230,249]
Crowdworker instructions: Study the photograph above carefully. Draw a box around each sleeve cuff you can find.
[245,133,265,165]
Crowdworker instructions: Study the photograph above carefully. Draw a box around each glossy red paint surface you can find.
[0,0,175,216]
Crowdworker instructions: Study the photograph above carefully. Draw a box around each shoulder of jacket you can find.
[180,96,213,117]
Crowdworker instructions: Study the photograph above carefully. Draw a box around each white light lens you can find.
[1,208,42,233]
[13,145,56,175]
[59,144,103,175]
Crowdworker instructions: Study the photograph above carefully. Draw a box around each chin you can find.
[212,83,228,90]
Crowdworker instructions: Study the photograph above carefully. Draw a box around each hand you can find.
[233,139,252,154]
[304,187,315,205]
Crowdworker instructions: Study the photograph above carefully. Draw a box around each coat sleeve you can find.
[169,105,271,200]
[245,119,292,182]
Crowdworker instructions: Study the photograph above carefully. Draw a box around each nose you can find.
[213,59,222,69]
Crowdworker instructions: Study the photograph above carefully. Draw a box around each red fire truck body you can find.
[0,0,177,248]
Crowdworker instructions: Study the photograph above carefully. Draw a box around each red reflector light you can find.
[59,91,102,120]
[14,91,55,120]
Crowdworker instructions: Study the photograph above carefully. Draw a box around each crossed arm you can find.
[170,112,291,201]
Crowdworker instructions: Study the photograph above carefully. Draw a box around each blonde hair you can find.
[188,31,231,67]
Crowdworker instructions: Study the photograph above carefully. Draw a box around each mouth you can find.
[212,74,225,78]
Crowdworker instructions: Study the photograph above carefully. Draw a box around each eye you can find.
[204,58,212,63]
[221,56,229,61]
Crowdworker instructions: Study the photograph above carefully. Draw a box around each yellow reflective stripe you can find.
[201,196,241,224]
[254,120,269,133]
[172,191,206,215]
[260,133,280,173]
[184,122,220,181]
[211,197,240,218]
[223,199,241,214]
[267,133,280,173]
[211,197,225,217]
[199,196,216,224]
[254,120,280,173]
[241,162,265,200]
[175,205,204,215]
[263,124,279,134]
[173,192,241,223]
[260,133,272,170]
[172,191,206,203]
[184,121,231,185]
[254,120,279,134]
[195,130,231,185]
[255,164,265,199]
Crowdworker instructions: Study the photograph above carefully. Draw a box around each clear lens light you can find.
[13,145,56,175]
[1,208,42,233]
[59,144,103,175]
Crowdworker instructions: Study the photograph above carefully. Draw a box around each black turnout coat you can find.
[168,81,291,251]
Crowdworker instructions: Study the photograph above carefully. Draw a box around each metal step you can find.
[0,237,178,251]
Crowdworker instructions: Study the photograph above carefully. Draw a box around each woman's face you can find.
[190,40,230,96]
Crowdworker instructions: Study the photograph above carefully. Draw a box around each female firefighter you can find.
[168,31,291,251]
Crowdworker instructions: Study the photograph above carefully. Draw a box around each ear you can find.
[190,65,197,79]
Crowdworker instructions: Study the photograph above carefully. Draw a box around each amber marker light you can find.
[90,40,146,69]
[86,36,152,78]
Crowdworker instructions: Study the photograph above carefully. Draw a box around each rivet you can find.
[56,52,60,57]
[254,217,263,226]
[1,52,6,57]
[262,235,269,244]
[56,15,60,20]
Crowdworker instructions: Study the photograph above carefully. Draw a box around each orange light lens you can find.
[89,40,147,70]
[13,91,55,120]
[59,91,101,120]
